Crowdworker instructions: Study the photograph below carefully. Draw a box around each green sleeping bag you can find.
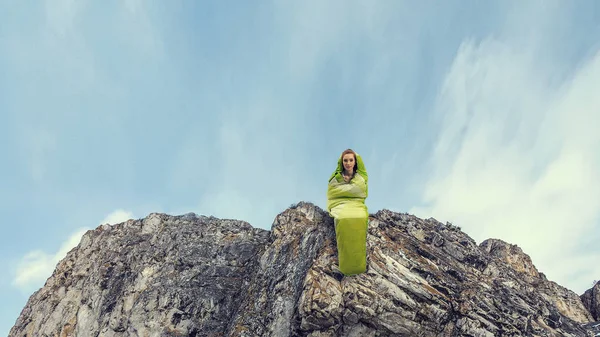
[326,152,369,275]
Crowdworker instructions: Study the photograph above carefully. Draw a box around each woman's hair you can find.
[340,148,358,176]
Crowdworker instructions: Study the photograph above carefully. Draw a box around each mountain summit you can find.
[9,202,599,336]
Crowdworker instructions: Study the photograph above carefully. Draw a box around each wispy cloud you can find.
[12,209,133,292]
[100,209,134,226]
[412,37,600,294]
[12,228,87,292]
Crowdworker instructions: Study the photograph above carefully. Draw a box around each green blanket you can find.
[326,152,369,275]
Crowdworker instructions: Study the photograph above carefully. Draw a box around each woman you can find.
[326,149,369,275]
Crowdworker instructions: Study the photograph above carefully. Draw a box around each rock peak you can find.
[479,238,541,280]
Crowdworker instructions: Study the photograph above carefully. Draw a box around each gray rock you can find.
[582,281,600,321]
[9,202,598,336]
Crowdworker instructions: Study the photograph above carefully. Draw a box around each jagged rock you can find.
[10,212,270,337]
[9,202,598,336]
[581,281,600,321]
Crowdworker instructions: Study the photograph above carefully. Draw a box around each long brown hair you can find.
[340,148,358,178]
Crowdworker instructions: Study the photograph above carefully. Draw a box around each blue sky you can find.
[1,1,599,334]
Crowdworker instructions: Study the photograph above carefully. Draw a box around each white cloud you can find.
[411,38,600,294]
[100,209,134,226]
[12,228,88,292]
[12,210,133,292]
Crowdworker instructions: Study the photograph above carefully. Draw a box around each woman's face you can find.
[342,153,355,172]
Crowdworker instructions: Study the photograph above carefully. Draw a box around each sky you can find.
[1,1,599,334]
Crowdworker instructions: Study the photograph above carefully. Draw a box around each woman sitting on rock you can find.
[326,148,369,275]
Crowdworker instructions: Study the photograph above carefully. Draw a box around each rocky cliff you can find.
[581,281,600,321]
[9,202,598,336]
